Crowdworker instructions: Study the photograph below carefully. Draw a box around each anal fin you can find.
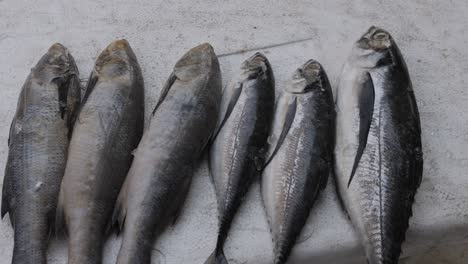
[152,73,176,116]
[263,95,297,168]
[110,178,128,234]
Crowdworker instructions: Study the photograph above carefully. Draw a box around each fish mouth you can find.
[294,59,322,84]
[241,52,270,79]
[175,43,216,69]
[287,59,324,94]
[96,39,137,69]
[356,26,392,51]
[48,43,69,56]
[173,43,218,81]
[247,52,267,63]
[46,43,73,69]
[185,43,216,61]
[107,39,130,52]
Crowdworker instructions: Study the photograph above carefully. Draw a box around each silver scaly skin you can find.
[206,53,275,264]
[112,43,222,264]
[1,43,81,264]
[334,26,423,264]
[262,60,334,264]
[55,39,144,264]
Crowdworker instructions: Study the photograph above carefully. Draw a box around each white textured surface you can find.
[1,0,468,263]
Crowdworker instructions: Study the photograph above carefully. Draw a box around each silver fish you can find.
[1,43,81,264]
[334,26,423,264]
[262,60,334,264]
[111,43,222,264]
[55,39,144,264]
[206,52,275,264]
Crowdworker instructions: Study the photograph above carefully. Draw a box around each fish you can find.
[111,43,222,264]
[1,43,81,264]
[206,52,275,264]
[334,26,423,264]
[55,39,144,264]
[261,60,334,264]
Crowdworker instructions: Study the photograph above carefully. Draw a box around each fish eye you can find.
[373,32,388,40]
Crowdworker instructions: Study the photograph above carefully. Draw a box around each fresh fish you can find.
[111,43,222,264]
[334,26,423,264]
[206,52,275,264]
[262,60,334,264]
[55,39,144,264]
[1,43,81,264]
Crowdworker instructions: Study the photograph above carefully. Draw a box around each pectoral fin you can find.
[80,71,98,109]
[211,82,243,142]
[263,95,297,168]
[55,188,67,236]
[7,119,15,146]
[348,72,374,187]
[1,177,11,221]
[152,73,176,116]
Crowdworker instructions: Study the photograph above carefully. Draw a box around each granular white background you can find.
[0,0,467,263]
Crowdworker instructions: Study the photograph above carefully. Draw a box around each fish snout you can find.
[47,43,71,66]
[356,26,392,51]
[107,39,131,52]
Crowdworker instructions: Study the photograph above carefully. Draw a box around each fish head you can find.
[352,26,394,68]
[173,43,217,81]
[286,60,331,95]
[94,39,137,78]
[36,43,77,78]
[239,52,273,81]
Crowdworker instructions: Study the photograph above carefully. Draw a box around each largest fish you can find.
[262,60,334,264]
[334,26,423,264]
[206,52,275,264]
[111,43,222,264]
[1,43,81,264]
[56,39,144,264]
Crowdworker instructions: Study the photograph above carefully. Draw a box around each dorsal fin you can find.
[263,95,297,168]
[348,72,375,187]
[152,73,176,116]
[211,82,243,143]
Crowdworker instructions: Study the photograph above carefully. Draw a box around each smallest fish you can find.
[206,52,275,264]
[262,60,334,264]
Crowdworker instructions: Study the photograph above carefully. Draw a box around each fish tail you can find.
[204,247,228,264]
[116,236,152,264]
[68,232,104,264]
[273,238,295,264]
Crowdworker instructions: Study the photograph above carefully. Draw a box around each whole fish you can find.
[262,60,334,264]
[1,43,81,264]
[55,39,144,264]
[111,43,222,264]
[334,26,423,264]
[206,52,275,264]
